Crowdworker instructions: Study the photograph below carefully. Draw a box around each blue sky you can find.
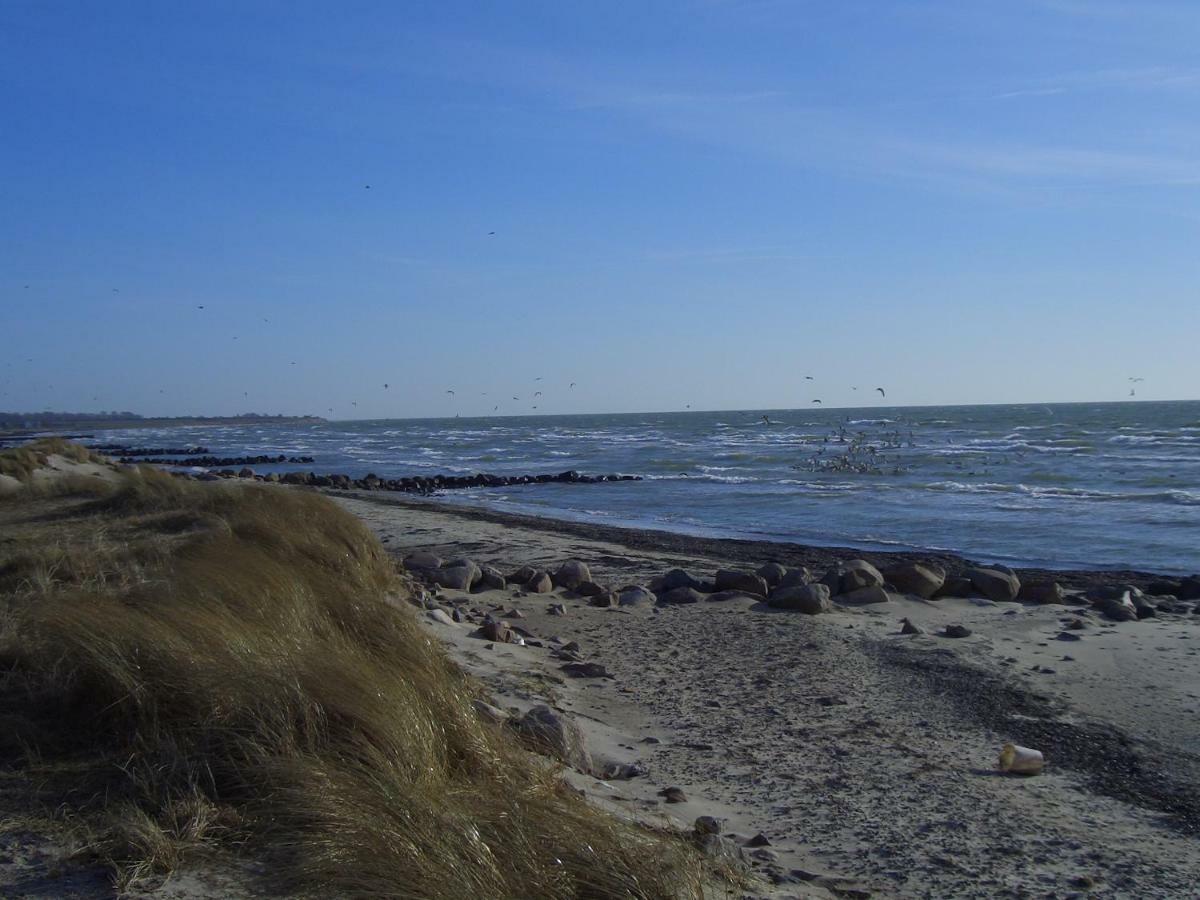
[2,0,1197,418]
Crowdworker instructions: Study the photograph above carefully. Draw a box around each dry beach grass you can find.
[0,444,707,898]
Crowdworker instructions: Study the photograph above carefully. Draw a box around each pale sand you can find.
[337,491,1200,898]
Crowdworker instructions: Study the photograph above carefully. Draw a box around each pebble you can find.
[659,786,688,803]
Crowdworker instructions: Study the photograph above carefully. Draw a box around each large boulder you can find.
[512,705,594,774]
[658,586,704,605]
[934,574,975,599]
[1019,580,1065,605]
[473,565,506,592]
[967,566,1021,602]
[526,571,554,594]
[714,570,769,597]
[618,586,656,607]
[404,551,442,571]
[574,580,608,598]
[1177,576,1200,601]
[838,586,890,605]
[840,560,884,593]
[768,583,832,614]
[649,569,701,593]
[552,560,592,590]
[755,563,788,588]
[433,563,479,591]
[881,562,945,599]
[777,567,812,590]
[506,565,537,585]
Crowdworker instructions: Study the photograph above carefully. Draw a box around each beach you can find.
[335,488,1200,897]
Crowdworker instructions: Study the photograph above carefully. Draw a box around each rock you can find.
[714,570,770,597]
[840,559,884,593]
[474,565,506,592]
[599,760,649,780]
[501,607,525,619]
[512,705,594,774]
[694,816,723,835]
[777,566,813,589]
[561,662,612,679]
[481,618,514,643]
[471,699,508,725]
[1131,595,1157,619]
[657,586,705,605]
[756,562,788,587]
[693,833,746,866]
[745,833,772,847]
[574,580,607,598]
[403,550,442,571]
[433,564,478,591]
[943,624,972,638]
[881,562,945,599]
[617,586,656,607]
[648,568,701,593]
[1066,617,1087,630]
[658,786,687,803]
[967,567,1021,602]
[900,618,924,635]
[552,560,592,590]
[547,603,567,616]
[838,586,890,605]
[425,608,456,626]
[1055,631,1081,642]
[526,571,554,594]
[1094,592,1137,622]
[768,583,832,614]
[1177,576,1200,601]
[818,568,843,594]
[1019,580,1065,605]
[588,591,617,608]
[507,565,536,585]
[934,574,975,598]
[707,589,758,603]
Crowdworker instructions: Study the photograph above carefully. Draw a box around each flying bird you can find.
[876,387,886,397]
[812,400,822,404]
[446,389,455,395]
[1129,389,1136,397]
[197,305,205,309]
[569,382,576,389]
[384,383,389,389]
[364,185,370,189]
[1128,376,1144,383]
[534,391,542,397]
[512,396,520,400]
[804,375,814,380]
[488,231,495,235]
[493,405,499,411]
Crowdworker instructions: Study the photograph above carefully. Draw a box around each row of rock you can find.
[90,444,210,455]
[405,550,1200,623]
[131,453,316,466]
[187,468,643,494]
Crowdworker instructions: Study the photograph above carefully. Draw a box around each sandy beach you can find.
[334,489,1200,898]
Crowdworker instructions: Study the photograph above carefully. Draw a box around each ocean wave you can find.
[924,481,1200,505]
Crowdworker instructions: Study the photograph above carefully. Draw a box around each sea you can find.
[91,401,1200,575]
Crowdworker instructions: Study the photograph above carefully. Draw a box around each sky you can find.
[1,0,1198,419]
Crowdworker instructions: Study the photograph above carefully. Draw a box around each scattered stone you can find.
[943,624,972,638]
[707,589,757,603]
[481,618,514,643]
[745,833,772,847]
[588,591,617,608]
[657,586,705,605]
[574,580,607,598]
[768,583,832,614]
[512,705,594,774]
[882,562,946,599]
[1055,631,1081,642]
[507,565,536,585]
[714,569,770,597]
[451,607,465,623]
[433,563,480,591]
[547,603,566,616]
[1066,618,1088,630]
[967,567,1021,602]
[1094,592,1138,622]
[816,696,847,707]
[561,662,612,679]
[658,786,687,803]
[501,607,525,619]
[755,562,788,587]
[934,574,976,599]
[900,618,924,635]
[599,760,649,780]
[837,585,890,605]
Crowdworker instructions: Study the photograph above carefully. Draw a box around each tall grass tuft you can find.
[0,453,705,897]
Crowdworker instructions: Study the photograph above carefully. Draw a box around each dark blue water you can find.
[94,401,1200,574]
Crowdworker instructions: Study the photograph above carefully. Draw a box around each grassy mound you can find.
[0,437,103,482]
[0,450,704,897]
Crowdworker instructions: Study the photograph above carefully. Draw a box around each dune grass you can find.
[0,448,707,897]
[0,437,102,482]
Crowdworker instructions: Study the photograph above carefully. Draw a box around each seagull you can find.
[534,391,542,397]
[851,386,858,391]
[569,382,576,389]
[197,305,205,309]
[685,404,691,409]
[493,405,499,411]
[1129,388,1136,397]
[488,231,495,235]
[364,185,371,189]
[512,396,520,400]
[804,376,814,380]
[383,383,389,389]
[112,288,119,293]
[1128,376,1145,383]
[446,389,455,395]
[812,399,822,404]
[290,361,296,365]
[352,401,357,407]
[876,387,886,397]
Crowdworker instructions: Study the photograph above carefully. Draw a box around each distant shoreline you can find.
[0,415,325,437]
